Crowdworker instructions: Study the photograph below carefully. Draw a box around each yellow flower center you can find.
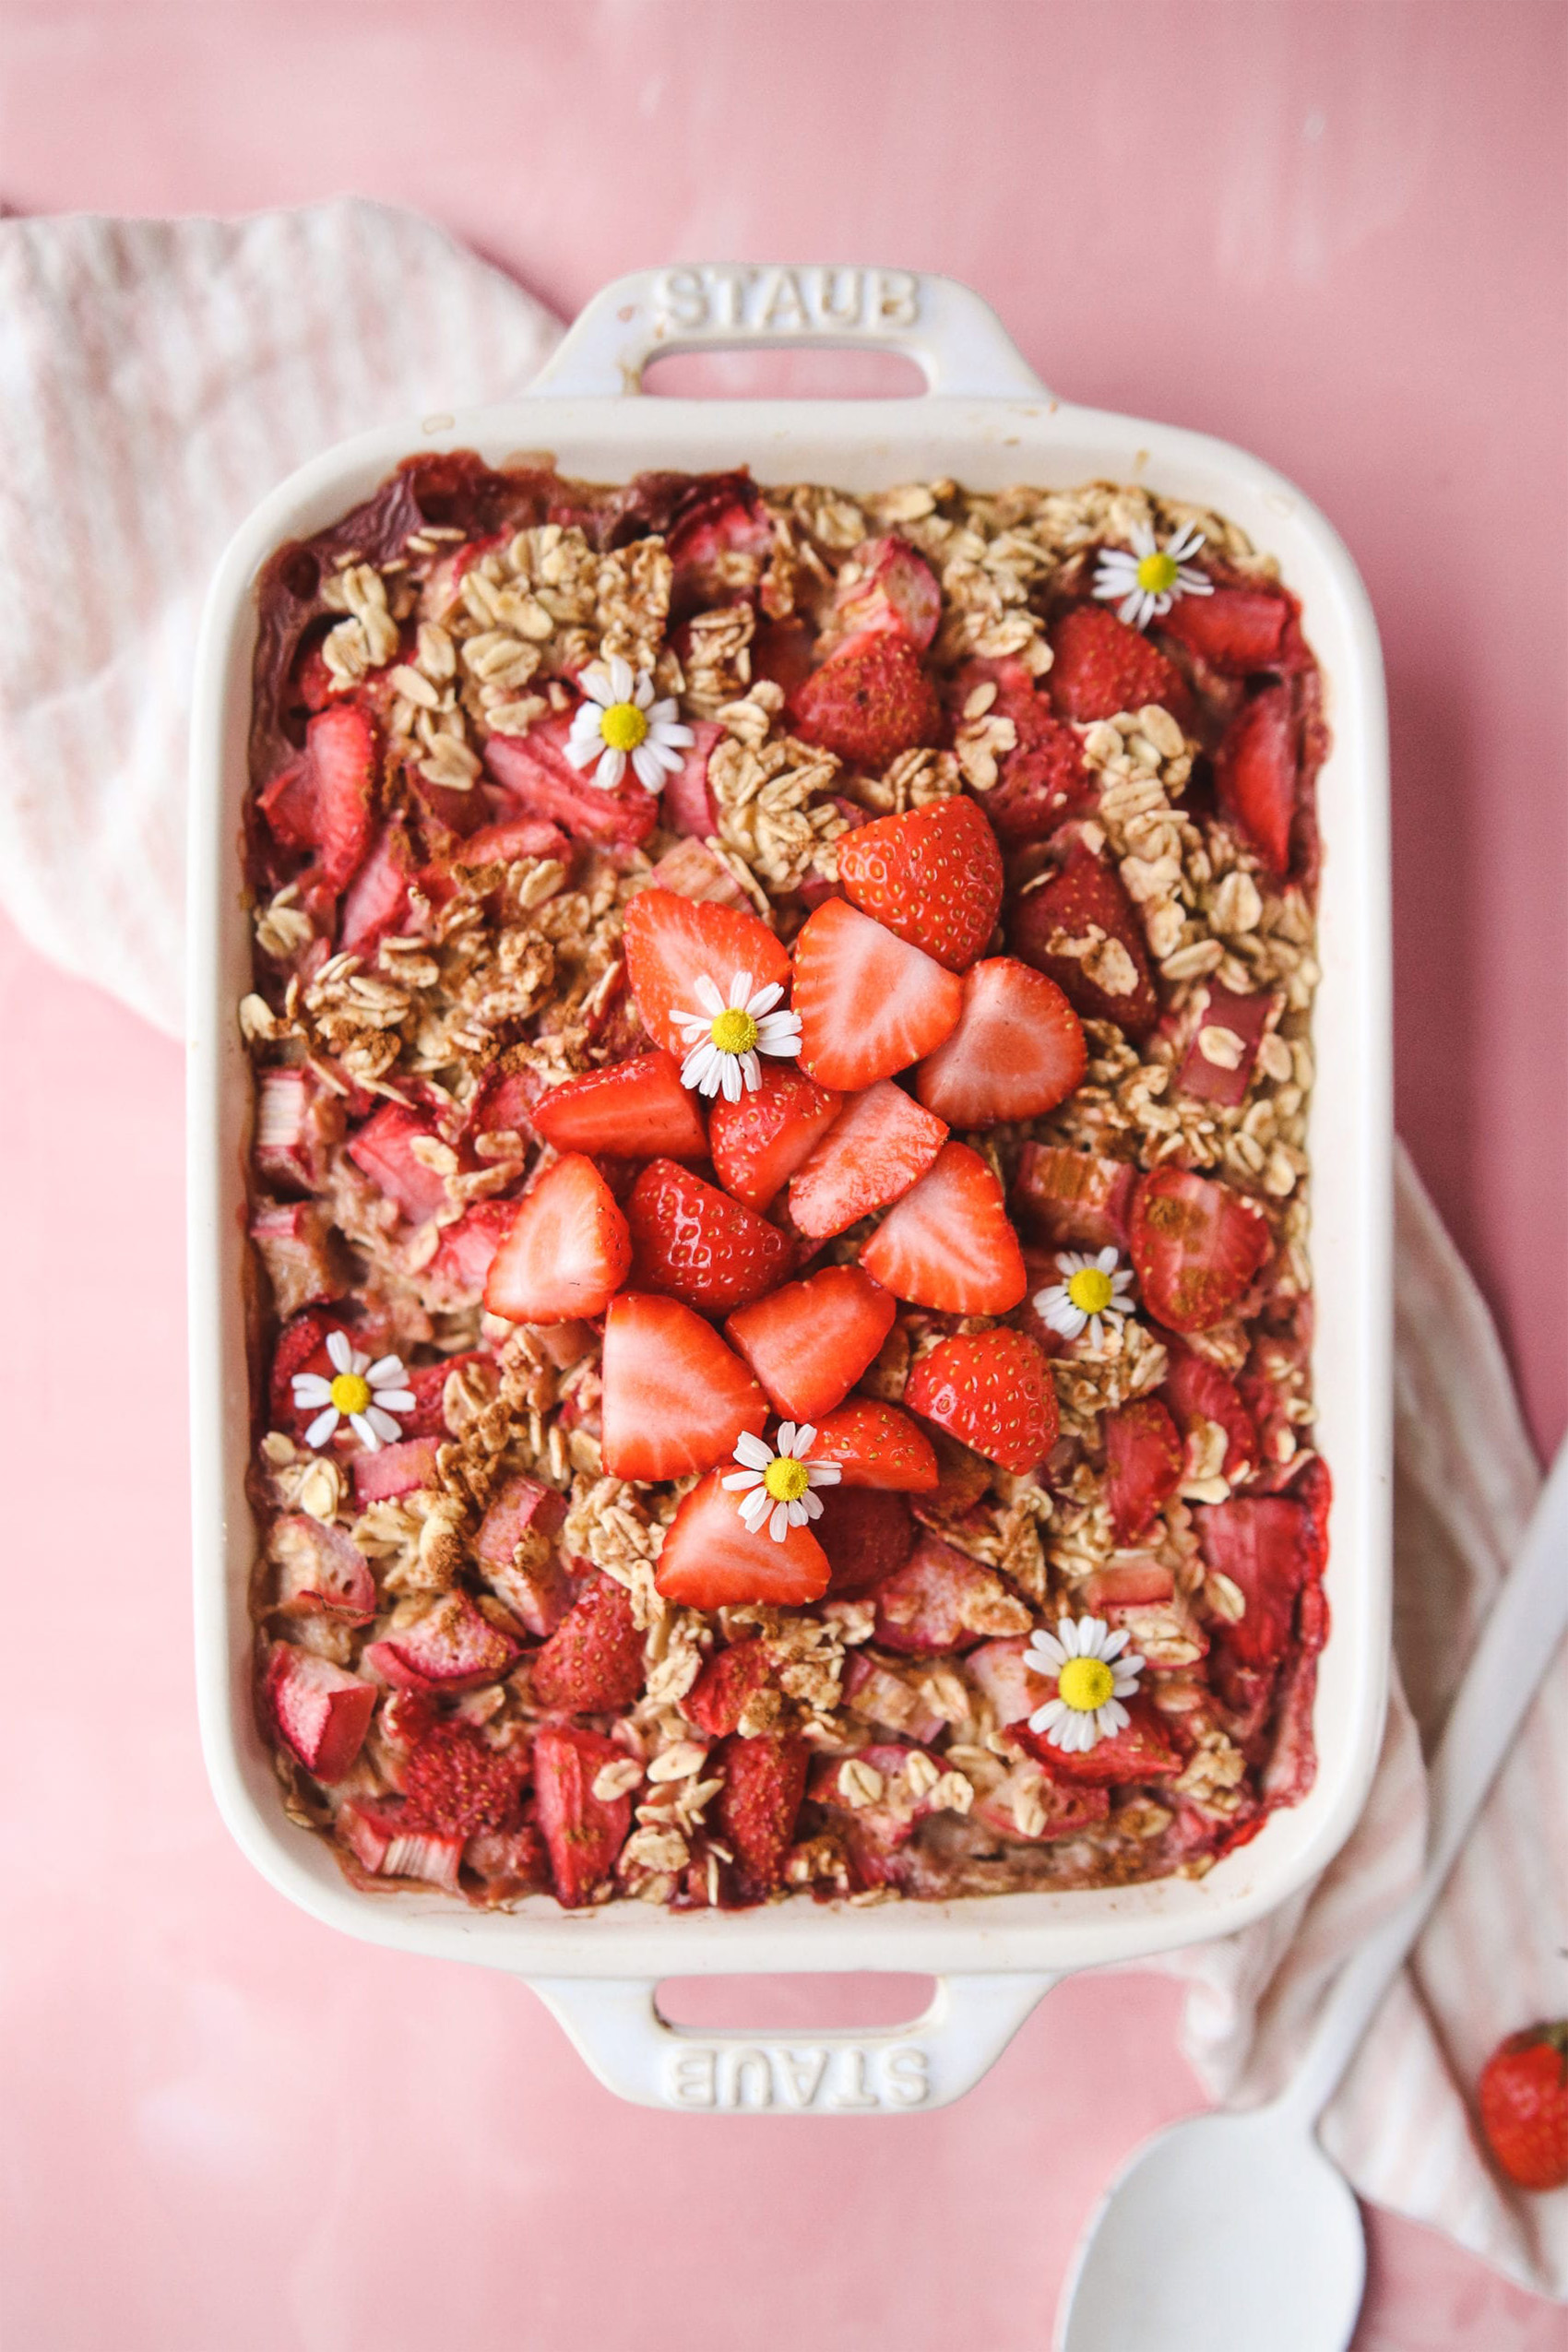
[1059,1656,1115,1713]
[1135,550,1180,595]
[600,700,649,752]
[329,1372,372,1416]
[764,1455,811,1504]
[710,1007,760,1056]
[1066,1267,1115,1316]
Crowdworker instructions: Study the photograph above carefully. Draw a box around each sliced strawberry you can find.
[271,1515,377,1621]
[724,1265,896,1421]
[648,832,744,905]
[905,1326,1058,1474]
[681,1637,774,1739]
[655,1469,830,1609]
[708,1063,843,1213]
[1214,683,1297,875]
[264,1644,376,1783]
[352,1436,442,1503]
[1009,841,1159,1039]
[1104,1399,1183,1544]
[1012,1143,1135,1253]
[534,1051,708,1162]
[625,1158,792,1315]
[1129,1166,1272,1333]
[790,629,944,768]
[337,1799,465,1893]
[812,1399,938,1491]
[532,1722,633,1907]
[400,1721,528,1837]
[268,1305,351,1429]
[482,1153,632,1324]
[860,1141,1026,1314]
[837,795,1004,973]
[530,1574,645,1712]
[956,665,1098,843]
[250,1199,339,1321]
[339,821,417,956]
[259,703,378,892]
[363,1591,519,1693]
[346,1103,451,1225]
[1161,1343,1259,1480]
[1177,982,1277,1107]
[421,1200,514,1309]
[485,715,659,849]
[1046,606,1192,727]
[600,1292,767,1480]
[831,535,942,651]
[1160,586,1289,675]
[1014,1693,1182,1788]
[791,898,964,1090]
[814,1486,917,1599]
[914,956,1086,1127]
[716,1733,810,1898]
[787,1079,946,1239]
[869,1532,1016,1653]
[620,885,791,1061]
[254,1064,342,1197]
[1194,1496,1311,1669]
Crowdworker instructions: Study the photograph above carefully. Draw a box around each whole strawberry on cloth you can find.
[1478,2023,1568,2191]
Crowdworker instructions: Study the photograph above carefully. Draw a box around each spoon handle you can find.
[1277,1431,1568,2131]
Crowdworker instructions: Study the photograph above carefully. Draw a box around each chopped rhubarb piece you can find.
[1014,1693,1182,1788]
[1261,1650,1320,1807]
[1046,605,1192,728]
[812,1741,954,1852]
[1194,1495,1312,1669]
[791,898,964,1091]
[841,1652,945,1745]
[1129,1166,1272,1333]
[401,1721,529,1836]
[363,1591,519,1693]
[681,1637,775,1738]
[837,794,1004,973]
[271,1515,377,1620]
[1012,1143,1135,1253]
[1161,585,1289,676]
[970,1767,1111,1844]
[965,1635,1042,1728]
[532,1722,632,1907]
[648,832,745,906]
[709,1064,843,1214]
[250,1200,339,1320]
[787,1079,947,1240]
[812,1399,939,1491]
[600,1292,767,1481]
[914,956,1086,1127]
[716,1733,809,1898]
[450,814,572,867]
[814,1486,916,1599]
[337,1799,465,1893]
[905,1326,1059,1473]
[831,535,942,650]
[1177,983,1277,1108]
[465,1823,549,1901]
[1214,683,1297,875]
[463,1063,545,1154]
[724,1265,896,1421]
[658,719,726,837]
[870,1532,1024,1653]
[1103,1399,1183,1545]
[485,716,659,848]
[860,1142,1027,1315]
[265,1644,376,1782]
[621,886,790,1061]
[1160,1344,1258,1480]
[473,1472,571,1635]
[339,821,417,956]
[1009,841,1160,1040]
[656,1469,830,1610]
[667,488,773,616]
[352,1436,442,1503]
[347,1103,451,1225]
[421,1200,515,1308]
[1081,1561,1177,1611]
[530,1574,644,1712]
[254,1065,342,1196]
[790,630,944,768]
[626,1158,793,1315]
[258,703,377,891]
[534,1051,708,1162]
[483,1154,632,1324]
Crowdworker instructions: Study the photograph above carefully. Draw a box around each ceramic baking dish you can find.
[188,266,1392,2112]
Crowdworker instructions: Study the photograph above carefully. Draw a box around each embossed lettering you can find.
[882,2045,931,2107]
[755,267,810,331]
[723,2048,776,2108]
[656,267,708,330]
[809,267,864,328]
[778,2048,830,2108]
[669,2047,718,2107]
[829,2047,882,2110]
[870,267,921,327]
[706,266,755,327]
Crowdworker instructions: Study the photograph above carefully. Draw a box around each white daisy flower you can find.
[673,968,803,1103]
[1091,520,1214,631]
[564,655,695,792]
[722,1421,842,1542]
[1035,1246,1135,1352]
[291,1331,416,1453]
[1026,1616,1146,1753]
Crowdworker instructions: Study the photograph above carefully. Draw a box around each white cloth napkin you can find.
[2,202,1560,2302]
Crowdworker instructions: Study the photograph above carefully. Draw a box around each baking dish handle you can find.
[524,267,1050,402]
[529,1970,1058,2112]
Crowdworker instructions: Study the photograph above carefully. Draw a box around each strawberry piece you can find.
[753,620,816,695]
[1012,1143,1135,1253]
[259,704,377,892]
[255,1065,342,1197]
[1103,1399,1183,1544]
[250,1200,339,1321]
[648,833,744,906]
[860,1141,1026,1314]
[264,1644,376,1783]
[532,1722,633,1907]
[1479,2025,1568,2192]
[534,1051,709,1163]
[814,1486,916,1598]
[724,1265,896,1421]
[625,1158,792,1315]
[1177,982,1277,1107]
[970,1765,1111,1845]
[790,630,944,768]
[1160,586,1289,675]
[352,1436,442,1503]
[530,1574,644,1712]
[1194,1496,1310,1669]
[791,898,964,1090]
[1215,683,1297,874]
[337,1800,466,1893]
[421,1201,514,1309]
[831,535,942,650]
[914,956,1086,1127]
[1009,841,1159,1039]
[268,1305,350,1428]
[787,1079,946,1239]
[1160,1343,1258,1479]
[905,1326,1059,1473]
[485,715,659,848]
[347,1103,451,1225]
[1046,606,1192,727]
[667,490,773,616]
[1129,1166,1272,1333]
[449,814,572,866]
[709,1063,843,1213]
[483,1153,633,1324]
[958,665,1098,843]
[465,1823,550,1902]
[716,1733,810,1898]
[401,1722,528,1837]
[812,1399,938,1491]
[271,1515,377,1621]
[363,1591,519,1693]
[681,1637,774,1739]
[1015,1693,1182,1788]
[837,795,1004,973]
[655,1469,830,1610]
[659,721,726,838]
[600,1291,767,1480]
[870,1532,1017,1653]
[621,886,790,1060]
[339,821,417,956]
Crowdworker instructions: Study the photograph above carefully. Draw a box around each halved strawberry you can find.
[259,703,378,892]
[791,898,964,1090]
[1215,683,1297,875]
[716,1733,810,1898]
[708,1063,843,1213]
[600,1292,767,1480]
[1129,1166,1272,1333]
[1161,1344,1259,1481]
[724,1265,896,1421]
[812,1399,938,1491]
[1160,586,1289,675]
[837,795,1004,973]
[914,956,1086,1127]
[830,535,943,651]
[625,1158,793,1314]
[400,1721,528,1837]
[1046,606,1192,727]
[1177,982,1277,1108]
[264,1644,376,1783]
[655,1469,830,1609]
[905,1326,1058,1473]
[363,1591,519,1693]
[1009,841,1160,1039]
[530,1574,645,1712]
[870,1533,1018,1653]
[346,1103,452,1226]
[787,1078,947,1239]
[339,820,416,956]
[483,1154,633,1324]
[681,1636,774,1739]
[814,1487,916,1598]
[1014,1693,1182,1788]
[1104,1399,1183,1544]
[790,630,944,768]
[621,886,791,1061]
[271,1515,377,1621]
[1194,1495,1311,1669]
[352,1436,442,1503]
[534,1051,708,1162]
[485,714,659,849]
[860,1141,1026,1314]
[532,1722,633,1907]
[1011,1143,1135,1252]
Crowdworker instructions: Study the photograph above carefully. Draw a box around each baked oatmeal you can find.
[240,454,1331,1912]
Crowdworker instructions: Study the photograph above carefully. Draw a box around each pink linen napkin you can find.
[0,200,1559,2299]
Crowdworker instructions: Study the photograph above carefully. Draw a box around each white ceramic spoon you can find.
[1057,1435,1568,2352]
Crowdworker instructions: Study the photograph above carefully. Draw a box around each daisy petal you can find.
[746,981,783,1017]
[372,1388,417,1414]
[327,1330,354,1373]
[768,1501,790,1542]
[1028,1698,1067,1736]
[597,746,627,790]
[734,1431,772,1470]
[350,1412,379,1450]
[366,1406,402,1443]
[304,1406,340,1448]
[630,744,662,790]
[722,1468,764,1491]
[291,1373,334,1407]
[695,975,727,1016]
[365,1355,405,1385]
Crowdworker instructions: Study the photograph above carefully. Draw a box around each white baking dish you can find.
[187,267,1392,2112]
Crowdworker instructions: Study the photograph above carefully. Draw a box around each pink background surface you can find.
[2,3,1565,2346]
